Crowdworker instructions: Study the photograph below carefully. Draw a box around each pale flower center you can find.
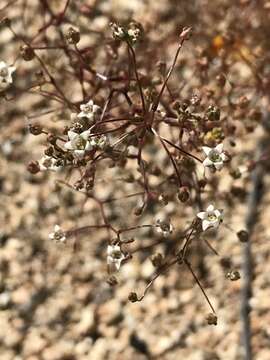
[209,150,222,163]
[111,249,122,259]
[83,104,92,113]
[54,230,64,240]
[75,136,87,150]
[0,67,8,77]
[207,212,217,222]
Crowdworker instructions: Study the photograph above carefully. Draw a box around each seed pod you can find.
[66,27,80,44]
[27,160,40,174]
[20,45,35,61]
[177,186,190,203]
[237,230,249,243]
[206,313,217,326]
[128,292,138,303]
[29,123,42,135]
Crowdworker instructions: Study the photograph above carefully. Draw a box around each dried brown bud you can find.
[151,253,163,267]
[44,146,54,157]
[27,160,40,174]
[158,193,169,206]
[0,18,11,27]
[226,270,241,281]
[128,292,138,303]
[66,27,80,44]
[206,105,220,121]
[216,74,226,87]
[237,96,250,109]
[156,61,166,76]
[237,230,249,243]
[178,186,190,203]
[134,203,144,216]
[206,313,217,326]
[29,123,42,135]
[20,45,35,61]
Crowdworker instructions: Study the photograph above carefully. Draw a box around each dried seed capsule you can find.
[20,45,35,61]
[66,27,80,44]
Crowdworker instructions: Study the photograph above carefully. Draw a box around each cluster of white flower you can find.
[107,244,125,272]
[49,225,66,243]
[0,61,16,91]
[78,99,100,121]
[39,155,62,172]
[199,144,226,231]
[64,129,92,158]
[64,129,108,158]
[202,143,228,171]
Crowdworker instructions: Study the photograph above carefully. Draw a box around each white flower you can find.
[156,218,174,237]
[127,28,140,42]
[64,129,92,158]
[107,244,125,272]
[110,23,126,40]
[78,100,100,121]
[0,61,16,91]
[39,155,62,171]
[90,134,108,149]
[49,225,66,243]
[197,204,223,231]
[202,143,228,171]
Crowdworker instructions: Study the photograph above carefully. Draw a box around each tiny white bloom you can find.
[49,225,66,243]
[202,143,228,171]
[64,129,92,158]
[197,204,223,231]
[110,23,125,40]
[78,100,100,121]
[107,244,125,272]
[39,155,62,171]
[127,28,140,42]
[0,61,16,91]
[90,134,108,149]
[156,218,174,237]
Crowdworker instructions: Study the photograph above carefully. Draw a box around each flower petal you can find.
[203,158,214,167]
[215,143,223,153]
[202,220,211,231]
[85,142,92,151]
[197,211,206,219]
[68,130,78,140]
[206,204,214,212]
[202,146,212,156]
[74,149,85,158]
[81,130,91,140]
[64,141,73,150]
[214,162,223,170]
